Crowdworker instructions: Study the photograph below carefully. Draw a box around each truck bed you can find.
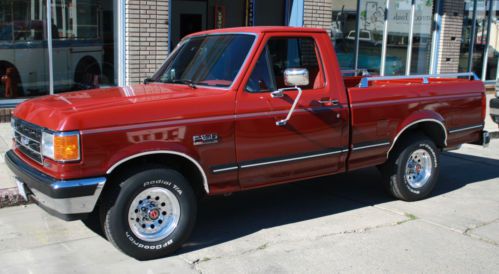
[345,74,485,170]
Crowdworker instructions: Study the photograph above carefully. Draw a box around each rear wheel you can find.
[380,134,440,201]
[101,166,197,260]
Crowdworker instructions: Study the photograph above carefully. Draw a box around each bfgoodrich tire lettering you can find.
[381,134,440,201]
[101,166,197,260]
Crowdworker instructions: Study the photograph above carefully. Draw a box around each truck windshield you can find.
[153,34,255,88]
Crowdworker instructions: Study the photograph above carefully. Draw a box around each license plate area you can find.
[15,179,28,201]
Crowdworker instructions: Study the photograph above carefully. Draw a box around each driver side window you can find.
[246,36,324,93]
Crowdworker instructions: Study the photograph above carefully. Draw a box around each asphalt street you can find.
[0,139,498,273]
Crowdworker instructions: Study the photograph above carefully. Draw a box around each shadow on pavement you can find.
[80,151,499,255]
[175,151,499,254]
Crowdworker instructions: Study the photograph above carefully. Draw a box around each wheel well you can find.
[388,120,447,157]
[106,154,206,198]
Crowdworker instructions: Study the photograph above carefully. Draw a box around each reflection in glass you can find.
[0,0,49,98]
[357,0,385,75]
[331,0,359,70]
[51,0,116,92]
[410,0,433,74]
[485,0,498,80]
[385,0,411,76]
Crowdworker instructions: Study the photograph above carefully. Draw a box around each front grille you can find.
[13,119,43,164]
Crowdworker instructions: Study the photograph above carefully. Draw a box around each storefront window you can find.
[331,0,359,70]
[0,0,49,99]
[485,0,499,80]
[410,0,433,74]
[357,0,384,75]
[0,0,116,101]
[385,0,411,76]
[459,0,488,78]
[51,0,116,92]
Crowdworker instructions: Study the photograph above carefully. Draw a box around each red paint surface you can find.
[11,27,486,195]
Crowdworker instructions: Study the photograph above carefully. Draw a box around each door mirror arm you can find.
[272,86,303,126]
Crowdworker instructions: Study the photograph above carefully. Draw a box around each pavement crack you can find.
[179,255,204,274]
[461,218,499,246]
[315,215,417,240]
[240,242,271,255]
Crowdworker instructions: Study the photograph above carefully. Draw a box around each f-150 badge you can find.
[193,134,219,146]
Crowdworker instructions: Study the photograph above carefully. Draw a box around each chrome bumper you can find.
[5,150,106,221]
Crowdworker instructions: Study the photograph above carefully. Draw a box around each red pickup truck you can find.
[6,27,490,260]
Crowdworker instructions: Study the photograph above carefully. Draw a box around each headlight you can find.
[41,131,80,162]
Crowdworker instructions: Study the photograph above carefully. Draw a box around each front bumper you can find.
[491,98,499,124]
[5,150,106,221]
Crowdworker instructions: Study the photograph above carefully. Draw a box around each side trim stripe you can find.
[448,124,483,134]
[352,142,390,151]
[211,148,348,173]
[212,165,239,174]
[240,149,349,169]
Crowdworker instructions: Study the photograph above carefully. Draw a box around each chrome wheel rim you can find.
[128,187,180,242]
[405,149,433,188]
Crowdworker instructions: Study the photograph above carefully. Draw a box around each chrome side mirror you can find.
[284,68,309,87]
[269,68,309,127]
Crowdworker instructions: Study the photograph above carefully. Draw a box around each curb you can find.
[0,187,31,208]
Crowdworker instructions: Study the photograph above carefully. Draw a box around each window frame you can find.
[243,35,327,93]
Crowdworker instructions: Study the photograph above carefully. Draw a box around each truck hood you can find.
[13,83,231,131]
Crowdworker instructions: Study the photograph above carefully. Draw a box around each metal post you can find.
[468,0,478,72]
[481,0,493,80]
[117,0,126,86]
[47,0,54,94]
[429,0,441,74]
[405,0,416,75]
[380,0,390,76]
[353,0,361,70]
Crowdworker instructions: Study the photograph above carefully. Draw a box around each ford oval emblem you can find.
[20,136,30,146]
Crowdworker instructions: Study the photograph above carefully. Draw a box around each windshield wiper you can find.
[165,79,197,89]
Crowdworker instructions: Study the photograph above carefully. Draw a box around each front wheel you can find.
[101,167,197,260]
[380,134,440,201]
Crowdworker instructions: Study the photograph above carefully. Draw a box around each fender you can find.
[105,142,209,194]
[386,110,448,158]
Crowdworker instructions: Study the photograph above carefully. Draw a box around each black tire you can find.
[101,166,197,260]
[380,134,440,201]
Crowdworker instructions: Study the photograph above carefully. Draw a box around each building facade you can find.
[0,0,498,104]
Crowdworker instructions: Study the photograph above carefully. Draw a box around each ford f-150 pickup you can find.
[6,27,490,260]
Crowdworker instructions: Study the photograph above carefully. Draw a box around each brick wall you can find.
[437,0,464,74]
[303,0,332,32]
[0,108,12,123]
[125,0,169,85]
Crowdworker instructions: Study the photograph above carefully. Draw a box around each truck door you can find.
[235,34,349,188]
